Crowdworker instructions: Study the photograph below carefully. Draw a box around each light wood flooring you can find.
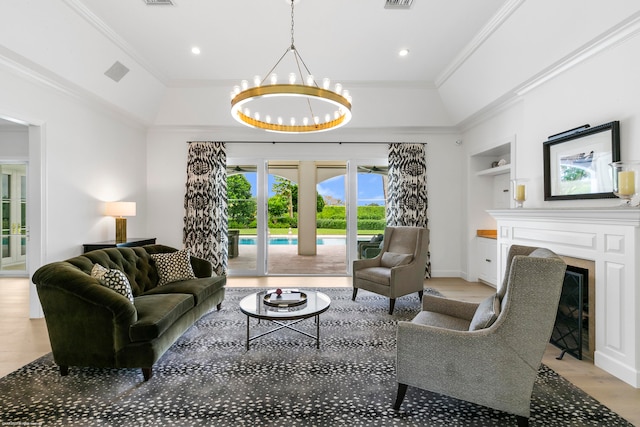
[1,277,638,425]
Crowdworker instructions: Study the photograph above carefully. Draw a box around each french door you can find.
[1,163,27,272]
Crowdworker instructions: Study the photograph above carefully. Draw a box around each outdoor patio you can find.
[228,239,349,275]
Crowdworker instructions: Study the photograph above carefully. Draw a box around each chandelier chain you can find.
[290,0,295,49]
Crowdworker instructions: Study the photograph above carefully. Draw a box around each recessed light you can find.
[399,49,409,57]
[191,47,201,55]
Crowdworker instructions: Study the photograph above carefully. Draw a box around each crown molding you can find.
[0,46,148,130]
[62,0,169,85]
[457,11,640,131]
[515,11,640,96]
[435,0,525,89]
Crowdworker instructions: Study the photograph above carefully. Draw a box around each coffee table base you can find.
[245,315,321,350]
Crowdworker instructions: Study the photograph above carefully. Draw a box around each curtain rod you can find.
[187,141,426,145]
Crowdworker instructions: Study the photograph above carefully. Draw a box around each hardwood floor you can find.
[1,276,638,425]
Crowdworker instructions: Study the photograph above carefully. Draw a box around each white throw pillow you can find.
[150,249,197,286]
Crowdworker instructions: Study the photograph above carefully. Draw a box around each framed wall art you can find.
[543,121,620,200]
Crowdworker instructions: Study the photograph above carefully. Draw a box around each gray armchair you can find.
[394,245,566,426]
[352,226,429,315]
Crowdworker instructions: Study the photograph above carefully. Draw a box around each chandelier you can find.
[230,0,352,133]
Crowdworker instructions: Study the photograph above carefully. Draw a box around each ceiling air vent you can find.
[143,0,175,5]
[385,0,413,9]
[104,61,130,83]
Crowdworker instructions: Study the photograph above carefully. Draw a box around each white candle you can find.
[618,171,636,196]
[515,184,526,202]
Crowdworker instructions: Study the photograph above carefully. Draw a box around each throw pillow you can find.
[469,294,501,331]
[380,252,413,268]
[90,263,135,304]
[150,249,197,286]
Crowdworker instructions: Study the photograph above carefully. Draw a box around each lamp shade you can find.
[105,201,136,217]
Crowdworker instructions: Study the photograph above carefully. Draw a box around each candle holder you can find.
[610,161,640,207]
[511,179,528,208]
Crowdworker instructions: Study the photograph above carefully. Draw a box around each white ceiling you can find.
[74,0,507,85]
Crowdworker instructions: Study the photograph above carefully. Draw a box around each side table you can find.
[83,237,157,253]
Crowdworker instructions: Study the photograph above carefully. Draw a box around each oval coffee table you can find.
[239,289,331,350]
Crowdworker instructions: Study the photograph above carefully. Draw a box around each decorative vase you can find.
[610,161,640,207]
[511,179,527,208]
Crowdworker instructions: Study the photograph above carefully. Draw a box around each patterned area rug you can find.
[0,287,632,426]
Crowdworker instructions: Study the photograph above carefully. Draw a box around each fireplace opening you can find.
[551,264,591,360]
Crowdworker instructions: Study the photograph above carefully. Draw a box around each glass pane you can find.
[266,169,298,274]
[315,164,347,274]
[227,166,257,273]
[356,166,387,259]
[2,202,9,231]
[2,174,9,200]
[21,175,26,200]
[2,236,9,258]
[21,236,26,256]
[21,202,26,229]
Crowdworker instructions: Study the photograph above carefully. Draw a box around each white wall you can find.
[0,127,29,158]
[0,65,148,317]
[438,0,640,124]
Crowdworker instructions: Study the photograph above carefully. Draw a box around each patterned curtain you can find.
[183,141,228,275]
[387,143,431,278]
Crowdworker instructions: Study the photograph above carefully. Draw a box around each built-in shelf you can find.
[476,164,511,177]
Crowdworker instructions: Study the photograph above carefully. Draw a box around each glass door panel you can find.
[0,164,27,272]
[315,161,347,275]
[266,161,299,274]
[226,164,259,275]
[355,165,387,260]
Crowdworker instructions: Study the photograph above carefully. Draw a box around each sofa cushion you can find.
[469,294,501,331]
[91,264,134,304]
[130,293,194,342]
[380,252,413,268]
[356,267,391,285]
[142,276,226,306]
[150,249,197,286]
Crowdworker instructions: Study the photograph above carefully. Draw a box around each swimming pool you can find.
[239,237,346,246]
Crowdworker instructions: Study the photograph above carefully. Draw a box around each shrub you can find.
[317,206,345,219]
[357,205,385,220]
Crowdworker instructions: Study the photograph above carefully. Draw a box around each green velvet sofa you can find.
[32,244,226,381]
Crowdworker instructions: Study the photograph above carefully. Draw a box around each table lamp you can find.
[105,201,136,243]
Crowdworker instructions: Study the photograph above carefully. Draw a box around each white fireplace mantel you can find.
[488,208,640,388]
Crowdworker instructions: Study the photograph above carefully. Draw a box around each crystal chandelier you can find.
[230,0,352,133]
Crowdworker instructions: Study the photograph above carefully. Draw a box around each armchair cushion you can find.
[412,310,470,331]
[468,294,501,331]
[380,252,413,268]
[357,267,391,285]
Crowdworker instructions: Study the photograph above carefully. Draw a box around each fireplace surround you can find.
[488,208,640,388]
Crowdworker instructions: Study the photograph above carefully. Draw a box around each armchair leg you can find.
[352,288,358,301]
[216,302,222,311]
[418,290,423,300]
[59,365,69,376]
[516,415,529,426]
[389,298,396,315]
[393,383,408,410]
